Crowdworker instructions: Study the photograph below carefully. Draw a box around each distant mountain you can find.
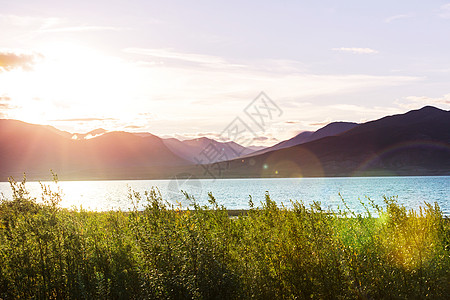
[309,121,359,140]
[250,121,358,156]
[0,120,189,180]
[221,106,450,177]
[0,120,259,180]
[163,137,255,163]
[1,106,448,180]
[247,145,267,152]
[277,131,314,149]
[131,132,157,138]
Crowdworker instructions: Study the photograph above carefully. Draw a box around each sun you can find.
[1,40,196,134]
[2,41,143,127]
[35,42,124,105]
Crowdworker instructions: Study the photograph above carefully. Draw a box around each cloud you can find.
[169,132,223,141]
[39,26,125,33]
[0,14,58,27]
[0,14,126,36]
[195,132,221,138]
[323,104,402,122]
[252,136,268,141]
[439,3,450,19]
[0,95,11,102]
[123,48,242,68]
[0,95,15,111]
[330,103,381,113]
[0,51,42,71]
[125,125,144,129]
[52,117,117,122]
[251,136,278,144]
[309,121,331,126]
[332,47,379,54]
[0,103,12,109]
[385,14,413,23]
[406,94,450,105]
[395,93,450,109]
[138,112,153,116]
[120,48,418,110]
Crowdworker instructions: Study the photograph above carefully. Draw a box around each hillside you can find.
[0,120,189,180]
[249,121,358,156]
[220,106,450,177]
[163,137,255,163]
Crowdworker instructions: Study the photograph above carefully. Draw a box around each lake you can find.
[0,176,449,215]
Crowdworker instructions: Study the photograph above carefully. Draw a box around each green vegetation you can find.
[1,177,449,299]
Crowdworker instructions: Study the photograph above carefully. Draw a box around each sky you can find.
[0,0,449,146]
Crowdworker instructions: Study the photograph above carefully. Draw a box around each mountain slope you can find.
[309,121,358,141]
[1,106,448,180]
[222,106,450,177]
[249,121,358,156]
[163,137,255,163]
[0,120,189,180]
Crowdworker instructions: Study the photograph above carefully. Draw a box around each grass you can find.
[0,176,449,299]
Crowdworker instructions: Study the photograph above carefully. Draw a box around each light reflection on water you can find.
[0,176,448,215]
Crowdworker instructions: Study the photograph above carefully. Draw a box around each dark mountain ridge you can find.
[249,121,358,156]
[220,106,450,178]
[1,106,449,180]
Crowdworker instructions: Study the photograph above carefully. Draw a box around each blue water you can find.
[0,176,448,215]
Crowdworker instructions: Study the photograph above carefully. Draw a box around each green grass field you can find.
[1,177,449,299]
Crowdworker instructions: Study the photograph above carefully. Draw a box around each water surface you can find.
[0,176,448,214]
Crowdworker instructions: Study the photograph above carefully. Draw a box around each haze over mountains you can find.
[0,106,449,180]
[162,137,255,163]
[0,120,189,180]
[0,120,263,180]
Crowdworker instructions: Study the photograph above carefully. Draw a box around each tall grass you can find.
[0,177,449,299]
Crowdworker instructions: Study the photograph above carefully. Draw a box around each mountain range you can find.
[247,121,359,156]
[220,106,450,178]
[0,106,449,180]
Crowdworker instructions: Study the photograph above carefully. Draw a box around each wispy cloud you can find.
[125,125,144,129]
[0,95,15,110]
[0,14,125,35]
[396,93,450,109]
[0,14,57,27]
[309,120,331,126]
[252,136,269,142]
[52,117,117,122]
[0,103,12,109]
[284,120,301,124]
[0,50,43,71]
[0,95,11,102]
[169,132,222,141]
[385,14,413,23]
[329,104,399,115]
[332,47,379,54]
[438,3,450,19]
[252,135,278,144]
[123,48,242,68]
[122,48,417,105]
[406,94,450,105]
[39,25,125,33]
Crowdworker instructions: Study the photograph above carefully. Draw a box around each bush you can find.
[0,177,449,299]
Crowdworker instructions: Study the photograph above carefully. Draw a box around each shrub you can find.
[0,177,448,299]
